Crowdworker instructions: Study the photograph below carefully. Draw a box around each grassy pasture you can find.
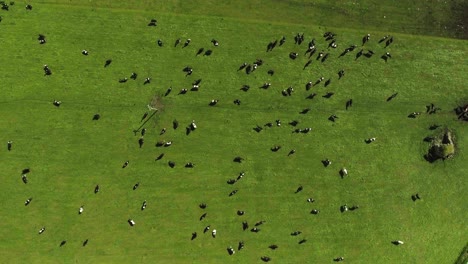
[0,1,466,264]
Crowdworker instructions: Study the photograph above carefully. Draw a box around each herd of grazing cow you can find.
[3,5,434,261]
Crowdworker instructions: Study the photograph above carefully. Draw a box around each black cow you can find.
[261,256,271,262]
[300,108,310,114]
[133,182,140,190]
[26,4,32,10]
[234,99,241,105]
[289,120,299,126]
[168,161,175,168]
[385,36,394,48]
[355,49,363,60]
[299,239,307,244]
[200,212,207,221]
[174,38,181,47]
[233,156,244,163]
[323,92,334,99]
[204,50,213,56]
[138,137,144,148]
[269,245,278,250]
[295,185,303,193]
[386,92,398,102]
[148,19,157,26]
[291,231,302,236]
[279,36,286,46]
[173,119,179,130]
[157,39,163,46]
[306,93,317,99]
[338,70,345,79]
[238,62,247,71]
[289,52,298,60]
[191,232,197,240]
[203,225,210,233]
[199,203,207,209]
[122,160,129,168]
[288,149,296,156]
[411,193,421,201]
[94,184,100,194]
[196,48,204,56]
[303,60,312,70]
[83,239,88,247]
[268,69,274,76]
[242,221,249,231]
[227,247,235,255]
[321,53,330,62]
[155,153,164,161]
[229,190,238,196]
[60,240,67,247]
[324,79,331,87]
[255,220,265,226]
[311,209,319,214]
[379,35,389,43]
[328,114,338,122]
[53,100,61,107]
[237,210,245,216]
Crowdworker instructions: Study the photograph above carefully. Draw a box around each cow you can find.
[392,240,404,245]
[255,220,265,226]
[164,87,172,96]
[168,161,175,168]
[321,53,330,62]
[211,229,217,238]
[340,168,348,178]
[261,256,271,262]
[53,100,61,107]
[279,36,286,46]
[237,210,245,216]
[83,239,89,247]
[7,140,12,151]
[408,112,421,118]
[362,34,370,45]
[38,227,46,234]
[323,92,334,99]
[209,99,218,106]
[199,203,207,209]
[314,77,325,86]
[289,120,299,126]
[133,182,140,190]
[199,212,207,220]
[300,108,310,114]
[271,145,281,152]
[268,69,274,76]
[157,39,163,46]
[122,160,129,168]
[229,190,238,196]
[289,52,298,60]
[288,149,296,156]
[411,193,421,201]
[291,231,302,236]
[233,156,244,163]
[250,227,260,233]
[322,159,331,167]
[306,81,313,90]
[94,184,100,194]
[119,77,128,83]
[24,197,32,206]
[328,114,338,122]
[295,185,303,193]
[385,36,394,48]
[238,241,244,250]
[303,60,312,70]
[82,50,89,56]
[173,120,179,130]
[138,137,144,148]
[204,225,210,233]
[234,99,241,105]
[179,88,188,95]
[38,34,46,44]
[349,205,359,211]
[79,205,84,214]
[299,239,307,244]
[128,219,136,226]
[324,78,331,87]
[141,200,147,211]
[307,198,315,203]
[174,38,181,47]
[227,246,235,255]
[338,70,345,79]
[92,113,100,120]
[148,19,157,26]
[310,209,319,214]
[196,48,204,55]
[260,82,271,89]
[269,245,278,250]
[26,4,32,10]
[237,172,245,180]
[144,77,151,85]
[204,50,212,56]
[155,153,164,161]
[381,52,392,62]
[242,221,249,231]
[334,257,345,262]
[306,93,317,99]
[211,39,219,46]
[276,120,281,126]
[355,49,363,60]
[340,204,348,213]
[238,62,247,71]
[185,162,194,168]
[183,39,191,48]
[191,232,197,240]
[365,137,376,144]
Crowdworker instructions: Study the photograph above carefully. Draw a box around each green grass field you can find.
[0,1,467,263]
